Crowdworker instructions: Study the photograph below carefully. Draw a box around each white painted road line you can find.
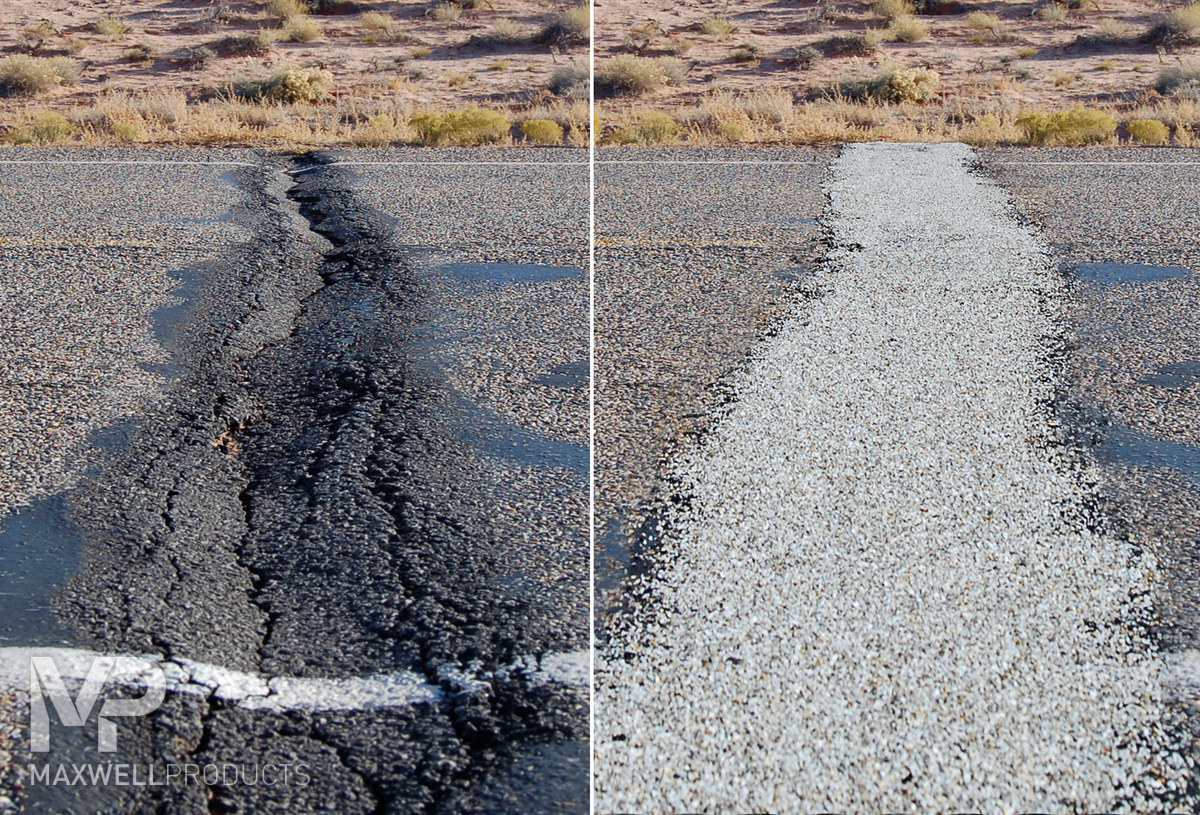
[0,647,588,713]
[595,160,826,165]
[595,142,1190,813]
[0,160,261,167]
[992,160,1200,166]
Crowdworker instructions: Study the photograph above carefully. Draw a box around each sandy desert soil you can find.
[0,0,589,145]
[595,0,1200,144]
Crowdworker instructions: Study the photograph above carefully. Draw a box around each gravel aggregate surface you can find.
[983,146,1200,779]
[595,143,1193,813]
[595,147,834,616]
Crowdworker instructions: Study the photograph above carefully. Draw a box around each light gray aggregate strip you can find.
[595,143,1193,813]
[981,146,1200,787]
[595,146,834,617]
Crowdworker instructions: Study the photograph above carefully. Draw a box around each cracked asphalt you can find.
[0,148,587,814]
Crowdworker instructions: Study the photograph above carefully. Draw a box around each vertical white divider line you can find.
[587,1,597,812]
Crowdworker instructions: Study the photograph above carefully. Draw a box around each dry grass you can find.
[701,17,737,40]
[283,16,322,43]
[268,0,310,21]
[1036,3,1069,24]
[597,55,687,96]
[429,3,464,25]
[888,15,928,43]
[360,11,395,38]
[873,0,915,21]
[0,55,79,97]
[92,16,131,40]
[1127,118,1170,144]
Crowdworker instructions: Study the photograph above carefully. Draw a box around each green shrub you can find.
[596,55,686,96]
[216,32,276,56]
[537,5,589,46]
[820,33,879,57]
[1145,4,1200,46]
[111,121,142,142]
[1156,61,1200,96]
[612,110,680,144]
[1017,107,1116,144]
[779,45,821,69]
[124,43,157,63]
[410,107,511,144]
[730,42,763,62]
[184,45,216,69]
[521,118,564,144]
[548,65,589,98]
[29,111,76,143]
[0,55,79,97]
[1127,118,1170,144]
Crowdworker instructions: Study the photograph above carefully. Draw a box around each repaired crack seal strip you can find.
[0,647,587,713]
[595,142,1192,813]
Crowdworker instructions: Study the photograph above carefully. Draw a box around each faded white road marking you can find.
[0,647,587,713]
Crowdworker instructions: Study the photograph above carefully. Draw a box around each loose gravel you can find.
[595,143,1192,813]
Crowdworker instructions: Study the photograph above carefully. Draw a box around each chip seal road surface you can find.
[594,143,1195,813]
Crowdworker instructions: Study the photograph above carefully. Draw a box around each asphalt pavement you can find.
[0,148,587,814]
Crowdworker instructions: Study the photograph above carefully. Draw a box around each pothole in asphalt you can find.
[1074,262,1191,286]
[436,262,583,284]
